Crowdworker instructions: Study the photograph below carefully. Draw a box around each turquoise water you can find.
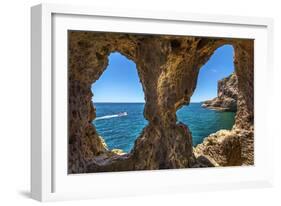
[93,103,235,152]
[176,103,235,145]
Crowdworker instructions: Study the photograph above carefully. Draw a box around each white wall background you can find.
[0,0,280,205]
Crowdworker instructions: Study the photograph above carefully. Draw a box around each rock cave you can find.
[68,31,254,174]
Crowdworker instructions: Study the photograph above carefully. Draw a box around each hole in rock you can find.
[91,52,147,153]
[177,45,236,146]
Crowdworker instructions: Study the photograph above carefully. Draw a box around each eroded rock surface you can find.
[202,73,238,112]
[68,31,254,173]
[194,127,254,166]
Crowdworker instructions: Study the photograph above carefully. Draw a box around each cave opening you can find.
[91,52,147,153]
[177,44,236,146]
[68,32,254,173]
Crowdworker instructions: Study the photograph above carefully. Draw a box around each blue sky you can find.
[92,45,234,103]
[191,45,234,102]
[92,52,145,103]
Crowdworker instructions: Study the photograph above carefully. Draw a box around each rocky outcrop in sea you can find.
[194,72,255,167]
[202,73,238,112]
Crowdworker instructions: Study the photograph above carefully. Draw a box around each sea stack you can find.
[202,73,238,112]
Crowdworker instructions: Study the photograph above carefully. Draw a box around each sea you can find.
[93,103,235,153]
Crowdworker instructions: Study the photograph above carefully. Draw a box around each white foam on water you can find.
[94,113,127,121]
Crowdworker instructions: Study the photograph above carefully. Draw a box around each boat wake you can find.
[94,112,128,121]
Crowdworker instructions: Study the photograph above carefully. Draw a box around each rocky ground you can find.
[193,128,254,167]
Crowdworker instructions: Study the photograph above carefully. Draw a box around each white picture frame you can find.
[31,3,274,202]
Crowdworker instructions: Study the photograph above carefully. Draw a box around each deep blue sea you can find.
[93,103,235,153]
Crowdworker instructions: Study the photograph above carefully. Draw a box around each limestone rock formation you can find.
[195,72,255,167]
[68,31,254,173]
[194,127,254,166]
[202,73,238,112]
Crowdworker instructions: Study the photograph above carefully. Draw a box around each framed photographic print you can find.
[31,3,274,201]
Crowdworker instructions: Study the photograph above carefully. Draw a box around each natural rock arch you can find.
[68,31,254,173]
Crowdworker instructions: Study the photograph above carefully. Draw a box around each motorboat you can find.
[118,112,128,117]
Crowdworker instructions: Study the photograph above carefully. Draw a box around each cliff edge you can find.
[202,73,238,112]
